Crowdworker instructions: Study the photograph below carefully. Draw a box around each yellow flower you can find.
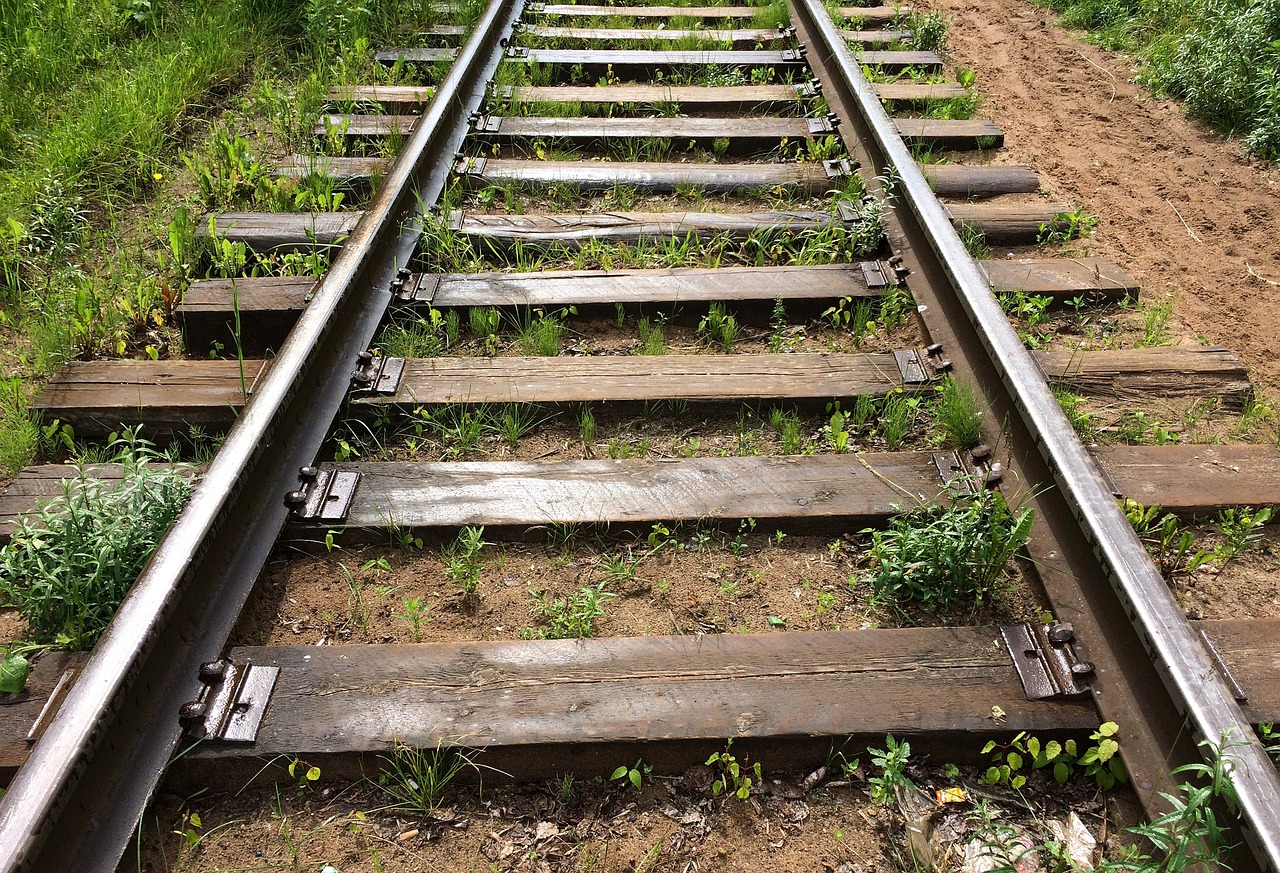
[152,172,163,181]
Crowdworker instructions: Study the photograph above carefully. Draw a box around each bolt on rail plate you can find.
[1002,622,1095,700]
[285,466,360,523]
[179,659,279,743]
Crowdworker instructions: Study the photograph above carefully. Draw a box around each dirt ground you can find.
[927,0,1280,394]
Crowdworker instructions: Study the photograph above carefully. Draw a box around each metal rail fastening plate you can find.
[1002,622,1096,700]
[178,659,279,743]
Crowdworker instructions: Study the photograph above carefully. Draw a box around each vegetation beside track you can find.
[0,0,447,475]
[1039,0,1280,161]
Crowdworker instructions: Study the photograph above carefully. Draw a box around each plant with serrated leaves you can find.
[868,734,912,804]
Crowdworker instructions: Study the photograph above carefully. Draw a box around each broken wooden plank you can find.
[197,212,360,254]
[946,201,1070,244]
[358,352,921,406]
[453,156,842,194]
[895,118,1004,149]
[979,258,1138,304]
[1037,346,1251,408]
[181,276,316,354]
[920,164,1039,198]
[1092,444,1280,514]
[313,113,419,138]
[449,209,848,250]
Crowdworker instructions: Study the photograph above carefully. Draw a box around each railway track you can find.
[2,0,1280,869]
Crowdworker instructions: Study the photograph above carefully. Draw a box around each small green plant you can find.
[1215,506,1273,564]
[523,582,616,639]
[610,758,652,791]
[579,406,597,447]
[934,377,983,448]
[1123,501,1214,579]
[599,547,643,583]
[637,317,667,355]
[394,597,431,642]
[825,401,851,452]
[1136,297,1174,348]
[878,392,919,450]
[729,518,757,557]
[1053,386,1098,442]
[767,296,788,352]
[697,303,741,353]
[1037,207,1098,246]
[443,525,490,597]
[287,758,321,792]
[867,734,912,804]
[822,295,876,342]
[706,738,760,800]
[375,740,476,813]
[864,489,1033,613]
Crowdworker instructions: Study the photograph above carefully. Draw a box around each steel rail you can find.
[788,0,1280,868]
[0,0,523,869]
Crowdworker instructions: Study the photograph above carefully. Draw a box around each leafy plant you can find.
[1214,506,1273,564]
[1123,501,1214,578]
[864,489,1033,613]
[443,525,490,597]
[394,597,431,642]
[611,759,652,791]
[0,433,193,649]
[907,11,949,53]
[868,734,912,804]
[706,738,761,800]
[523,582,616,639]
[697,302,741,353]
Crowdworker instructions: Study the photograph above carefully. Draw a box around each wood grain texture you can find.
[979,258,1139,302]
[196,212,361,253]
[855,50,942,70]
[373,46,456,62]
[837,5,911,23]
[181,277,315,354]
[327,85,436,110]
[458,158,835,193]
[272,155,393,183]
[508,82,806,112]
[535,4,768,19]
[921,164,1039,198]
[313,114,419,137]
[455,209,839,248]
[31,359,266,434]
[1093,444,1280,513]
[946,201,1071,244]
[875,81,969,102]
[477,115,817,142]
[368,352,910,405]
[518,25,800,46]
[188,628,1094,762]
[1035,346,1250,407]
[894,118,1004,148]
[330,453,949,529]
[430,264,877,307]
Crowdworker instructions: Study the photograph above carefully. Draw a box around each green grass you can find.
[1041,0,1280,160]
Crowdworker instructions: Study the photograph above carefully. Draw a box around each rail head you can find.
[0,0,525,870]
[786,0,1280,868]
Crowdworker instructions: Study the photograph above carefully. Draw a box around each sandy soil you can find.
[928,0,1280,394]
